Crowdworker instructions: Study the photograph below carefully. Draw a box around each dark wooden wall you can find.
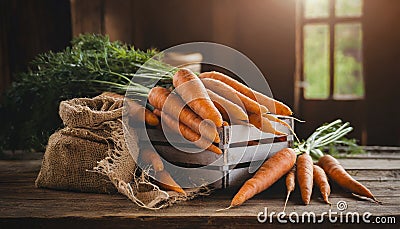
[0,0,71,95]
[1,0,398,145]
[364,0,400,145]
[70,0,296,108]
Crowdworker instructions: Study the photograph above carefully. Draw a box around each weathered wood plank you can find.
[0,152,399,227]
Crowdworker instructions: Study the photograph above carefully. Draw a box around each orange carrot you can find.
[201,78,268,114]
[207,89,248,122]
[140,148,164,172]
[199,71,292,115]
[297,153,314,205]
[148,86,220,143]
[101,91,159,126]
[227,148,297,209]
[313,164,331,204]
[283,166,296,212]
[212,100,230,122]
[154,109,222,155]
[263,113,299,142]
[318,154,379,203]
[154,170,186,194]
[248,113,286,135]
[173,68,223,127]
[253,91,293,116]
[263,113,292,131]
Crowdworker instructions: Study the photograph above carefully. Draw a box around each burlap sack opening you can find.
[35,95,206,210]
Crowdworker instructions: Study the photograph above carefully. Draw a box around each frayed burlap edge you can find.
[90,119,210,210]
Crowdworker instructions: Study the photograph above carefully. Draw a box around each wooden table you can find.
[0,150,399,228]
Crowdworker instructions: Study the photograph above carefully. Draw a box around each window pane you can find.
[334,23,364,99]
[304,0,329,18]
[304,24,330,99]
[336,0,363,17]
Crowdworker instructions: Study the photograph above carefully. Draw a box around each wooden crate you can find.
[139,116,294,189]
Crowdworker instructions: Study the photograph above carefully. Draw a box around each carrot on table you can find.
[199,71,292,116]
[154,109,222,155]
[201,78,268,115]
[206,89,248,122]
[154,170,186,194]
[173,68,223,127]
[318,154,380,203]
[140,148,164,172]
[283,165,296,212]
[248,113,286,135]
[101,91,159,126]
[313,164,331,204]
[224,148,297,209]
[148,86,220,143]
[297,153,314,205]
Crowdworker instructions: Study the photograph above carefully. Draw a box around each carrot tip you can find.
[374,198,382,205]
[216,206,233,212]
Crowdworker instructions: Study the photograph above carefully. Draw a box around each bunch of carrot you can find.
[146,68,293,155]
[104,68,294,194]
[222,120,380,211]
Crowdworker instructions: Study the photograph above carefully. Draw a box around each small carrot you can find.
[318,154,379,203]
[173,68,223,127]
[199,71,292,115]
[297,153,313,205]
[200,78,268,114]
[140,148,164,172]
[101,91,159,126]
[154,170,185,194]
[248,113,286,135]
[148,86,220,143]
[207,89,248,122]
[224,148,297,209]
[153,109,222,155]
[313,164,331,204]
[283,165,296,212]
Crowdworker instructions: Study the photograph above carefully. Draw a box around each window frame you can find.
[296,0,364,101]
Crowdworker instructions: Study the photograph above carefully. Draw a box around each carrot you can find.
[318,154,379,203]
[173,68,223,127]
[199,71,292,115]
[263,113,299,142]
[213,101,230,122]
[248,113,286,135]
[283,166,296,212]
[100,91,159,126]
[154,170,186,194]
[140,148,164,172]
[263,113,292,131]
[206,89,248,122]
[313,164,331,204]
[154,109,222,155]
[253,91,293,116]
[297,153,313,205]
[224,148,297,209]
[148,86,220,143]
[201,78,268,115]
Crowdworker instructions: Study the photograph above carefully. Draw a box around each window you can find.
[298,0,364,100]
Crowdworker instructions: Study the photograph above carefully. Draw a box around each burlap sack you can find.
[36,95,204,209]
